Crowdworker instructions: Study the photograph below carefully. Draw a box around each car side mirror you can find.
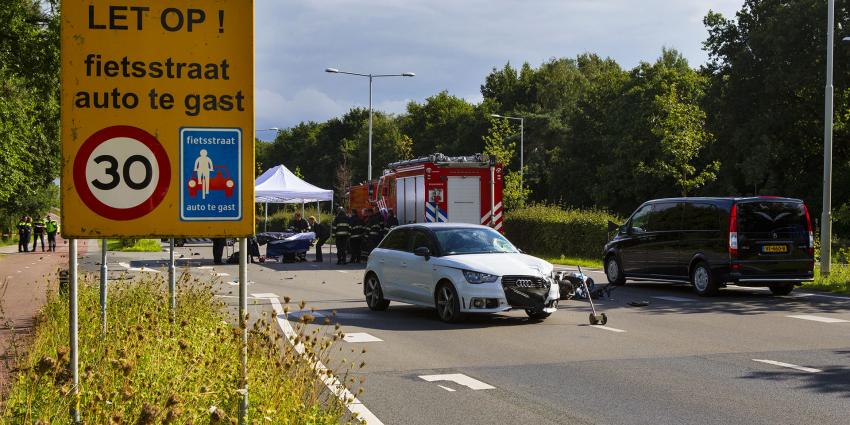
[413,246,431,260]
[608,221,619,233]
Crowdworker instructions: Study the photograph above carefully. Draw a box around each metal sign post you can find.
[169,239,176,311]
[238,238,248,424]
[100,239,107,334]
[69,239,80,423]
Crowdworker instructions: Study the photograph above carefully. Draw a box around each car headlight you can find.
[463,270,498,284]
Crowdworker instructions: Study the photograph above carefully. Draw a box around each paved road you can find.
[83,243,850,425]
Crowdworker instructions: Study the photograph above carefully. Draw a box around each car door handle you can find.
[379,259,385,264]
[401,262,407,268]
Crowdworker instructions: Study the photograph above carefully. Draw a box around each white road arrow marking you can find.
[418,374,495,390]
[752,359,822,373]
[437,385,456,392]
[787,315,849,323]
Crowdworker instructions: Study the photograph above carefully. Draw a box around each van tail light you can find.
[803,204,814,257]
[729,204,738,258]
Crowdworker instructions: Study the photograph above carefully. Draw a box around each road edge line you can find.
[253,293,384,425]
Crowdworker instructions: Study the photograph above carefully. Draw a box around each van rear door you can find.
[735,200,813,278]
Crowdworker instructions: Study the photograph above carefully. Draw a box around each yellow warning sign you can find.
[61,1,254,237]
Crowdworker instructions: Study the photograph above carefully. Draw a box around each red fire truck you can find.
[348,154,505,231]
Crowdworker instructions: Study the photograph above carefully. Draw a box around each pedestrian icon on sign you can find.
[194,149,214,199]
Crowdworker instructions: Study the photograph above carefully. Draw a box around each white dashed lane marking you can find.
[651,296,694,302]
[213,272,230,277]
[752,359,822,373]
[590,325,626,333]
[226,281,254,286]
[419,374,495,390]
[343,332,383,343]
[787,315,849,324]
[336,270,349,274]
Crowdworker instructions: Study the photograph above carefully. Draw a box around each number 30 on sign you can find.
[73,126,171,220]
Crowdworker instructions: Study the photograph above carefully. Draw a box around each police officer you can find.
[366,208,384,254]
[332,208,350,265]
[32,216,46,252]
[349,210,365,263]
[212,238,227,265]
[45,216,59,252]
[17,216,31,253]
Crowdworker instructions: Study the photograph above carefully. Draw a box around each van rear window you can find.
[737,202,806,234]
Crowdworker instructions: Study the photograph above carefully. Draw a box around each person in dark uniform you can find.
[308,216,330,262]
[366,208,384,255]
[31,216,46,252]
[386,208,399,228]
[212,238,227,265]
[45,216,59,252]
[290,212,310,233]
[332,208,350,265]
[17,216,31,253]
[349,210,364,263]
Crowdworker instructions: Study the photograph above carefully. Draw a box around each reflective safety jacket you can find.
[46,220,59,233]
[349,215,365,240]
[17,221,31,235]
[32,219,45,234]
[367,215,383,238]
[332,214,350,237]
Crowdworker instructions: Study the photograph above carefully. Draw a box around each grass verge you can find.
[1,274,354,423]
[543,255,603,269]
[804,264,850,294]
[106,239,162,252]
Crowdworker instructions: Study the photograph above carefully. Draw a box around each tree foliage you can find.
[0,0,60,227]
[258,0,850,230]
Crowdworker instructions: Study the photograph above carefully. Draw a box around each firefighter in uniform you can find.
[32,216,46,252]
[46,217,59,252]
[17,216,31,252]
[386,208,399,228]
[366,208,384,254]
[349,210,365,263]
[332,208,350,265]
[308,216,330,262]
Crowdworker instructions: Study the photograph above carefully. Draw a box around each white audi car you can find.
[363,223,560,323]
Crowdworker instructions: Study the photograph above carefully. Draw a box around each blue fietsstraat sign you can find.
[180,127,242,221]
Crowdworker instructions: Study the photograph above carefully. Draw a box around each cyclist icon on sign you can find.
[193,149,214,199]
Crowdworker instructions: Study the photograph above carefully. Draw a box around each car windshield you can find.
[433,228,518,255]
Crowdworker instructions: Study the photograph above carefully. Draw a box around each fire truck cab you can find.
[348,153,504,231]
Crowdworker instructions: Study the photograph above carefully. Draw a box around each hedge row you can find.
[255,207,333,233]
[504,204,622,259]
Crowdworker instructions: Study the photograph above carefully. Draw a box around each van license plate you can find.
[762,245,788,254]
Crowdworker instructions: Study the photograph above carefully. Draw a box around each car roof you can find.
[392,223,494,231]
[644,196,803,205]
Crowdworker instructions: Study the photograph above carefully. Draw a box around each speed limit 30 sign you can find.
[73,126,170,220]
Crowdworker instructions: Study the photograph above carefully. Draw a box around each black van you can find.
[603,197,815,296]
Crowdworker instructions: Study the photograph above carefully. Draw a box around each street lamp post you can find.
[325,68,415,180]
[822,0,836,276]
[490,114,524,189]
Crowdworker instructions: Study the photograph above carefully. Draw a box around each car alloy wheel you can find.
[693,267,709,291]
[436,284,463,323]
[364,274,389,311]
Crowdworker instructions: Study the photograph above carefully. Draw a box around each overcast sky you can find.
[255,0,743,139]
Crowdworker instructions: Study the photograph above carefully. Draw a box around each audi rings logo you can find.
[515,279,534,288]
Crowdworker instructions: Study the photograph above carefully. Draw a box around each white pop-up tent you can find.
[254,165,334,232]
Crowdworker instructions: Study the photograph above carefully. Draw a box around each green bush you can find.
[256,206,333,233]
[504,204,621,259]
